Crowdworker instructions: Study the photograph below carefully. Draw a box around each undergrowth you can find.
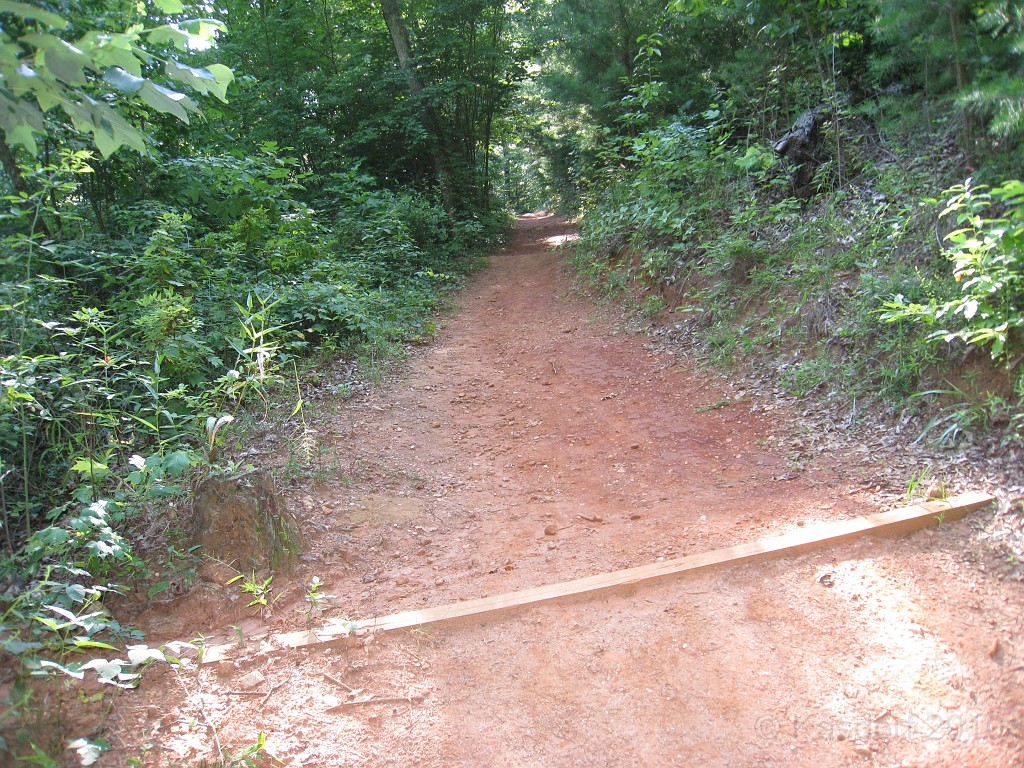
[571,101,1023,446]
[0,146,509,763]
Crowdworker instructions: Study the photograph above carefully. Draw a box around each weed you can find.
[226,571,280,615]
[914,387,1021,447]
[303,576,334,625]
[640,294,667,317]
[904,466,933,501]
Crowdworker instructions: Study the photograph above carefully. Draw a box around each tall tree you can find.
[378,0,455,210]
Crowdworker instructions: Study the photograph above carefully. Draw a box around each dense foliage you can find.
[541,0,1023,439]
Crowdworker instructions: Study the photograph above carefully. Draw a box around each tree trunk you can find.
[948,0,976,156]
[377,0,455,212]
[0,129,51,239]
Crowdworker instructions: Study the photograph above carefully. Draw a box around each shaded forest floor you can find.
[95,215,1023,767]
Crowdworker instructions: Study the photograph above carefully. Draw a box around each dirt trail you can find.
[107,215,1023,767]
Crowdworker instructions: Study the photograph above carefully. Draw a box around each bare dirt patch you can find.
[97,214,1022,767]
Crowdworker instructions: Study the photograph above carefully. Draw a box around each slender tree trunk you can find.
[0,130,51,239]
[948,0,976,159]
[377,0,455,211]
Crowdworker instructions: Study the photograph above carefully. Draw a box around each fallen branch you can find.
[261,680,287,706]
[323,673,354,692]
[327,693,425,711]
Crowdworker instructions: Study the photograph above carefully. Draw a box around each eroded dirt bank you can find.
[103,215,1023,767]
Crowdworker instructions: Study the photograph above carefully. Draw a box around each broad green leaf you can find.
[163,59,233,101]
[24,33,92,85]
[164,449,192,477]
[102,67,145,94]
[37,659,85,680]
[71,456,109,478]
[1,638,44,654]
[152,0,185,13]
[65,583,88,602]
[0,1,67,29]
[29,525,70,548]
[144,25,190,50]
[0,90,45,151]
[79,658,122,680]
[137,80,195,122]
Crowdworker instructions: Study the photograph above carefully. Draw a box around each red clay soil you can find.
[99,214,1022,767]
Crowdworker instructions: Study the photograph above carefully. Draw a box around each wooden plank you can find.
[200,491,993,663]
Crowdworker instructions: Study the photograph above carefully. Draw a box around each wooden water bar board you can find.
[201,491,994,663]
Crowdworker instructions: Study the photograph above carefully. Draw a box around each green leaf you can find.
[143,25,190,49]
[147,580,170,598]
[65,583,88,603]
[79,658,122,679]
[23,34,93,86]
[165,60,233,101]
[37,659,85,680]
[0,1,67,29]
[152,0,185,13]
[71,457,109,479]
[102,67,145,94]
[1,638,44,654]
[72,638,120,652]
[137,80,196,123]
[19,744,60,768]
[164,450,192,477]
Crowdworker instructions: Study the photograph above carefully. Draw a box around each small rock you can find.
[199,561,239,587]
[238,670,265,691]
[362,573,376,583]
[853,743,872,757]
[544,523,559,536]
[396,576,409,586]
[819,573,835,588]
[431,422,441,429]
[434,577,445,586]
[215,661,235,679]
[630,513,642,521]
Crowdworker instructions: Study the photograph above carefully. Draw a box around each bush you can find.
[884,179,1024,360]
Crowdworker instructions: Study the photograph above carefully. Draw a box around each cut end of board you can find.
[197,491,995,664]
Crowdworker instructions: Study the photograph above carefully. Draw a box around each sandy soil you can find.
[96,214,1023,768]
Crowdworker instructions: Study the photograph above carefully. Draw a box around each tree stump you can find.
[773,108,829,197]
[191,469,299,573]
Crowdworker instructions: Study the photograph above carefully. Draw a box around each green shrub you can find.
[883,179,1024,360]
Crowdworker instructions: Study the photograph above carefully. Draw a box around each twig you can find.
[261,680,287,706]
[323,673,354,692]
[327,694,424,711]
[225,690,264,696]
